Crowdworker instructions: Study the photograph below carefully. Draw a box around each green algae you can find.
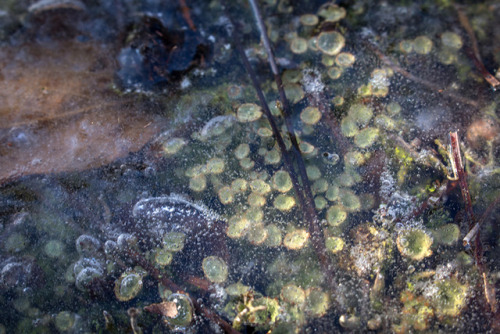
[0,1,498,333]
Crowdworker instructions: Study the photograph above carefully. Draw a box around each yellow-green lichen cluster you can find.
[162,137,187,156]
[399,35,433,55]
[2,1,496,333]
[154,248,173,267]
[55,311,76,332]
[317,31,345,56]
[397,229,433,261]
[237,103,263,122]
[274,194,296,211]
[318,3,346,22]
[134,2,486,333]
[326,205,347,226]
[300,106,322,125]
[283,229,309,250]
[432,278,467,317]
[305,288,330,317]
[202,256,229,283]
[325,236,344,253]
[114,268,146,302]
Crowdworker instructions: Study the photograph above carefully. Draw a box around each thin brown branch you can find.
[231,35,306,213]
[463,192,500,248]
[178,0,196,31]
[365,40,480,108]
[483,272,498,314]
[232,33,333,277]
[184,275,213,291]
[449,131,498,316]
[126,249,240,334]
[449,131,476,228]
[321,109,351,157]
[246,0,332,283]
[455,5,500,90]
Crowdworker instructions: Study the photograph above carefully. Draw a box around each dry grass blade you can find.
[455,5,500,90]
[365,40,480,108]
[449,131,498,315]
[483,272,498,314]
[449,131,476,227]
[245,0,338,301]
[178,0,196,31]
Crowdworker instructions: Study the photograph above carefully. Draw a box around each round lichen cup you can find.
[237,103,263,122]
[396,229,433,261]
[281,283,306,305]
[202,256,229,284]
[325,236,344,253]
[326,205,347,226]
[317,31,345,56]
[272,170,293,192]
[283,229,309,250]
[274,194,296,211]
[114,270,144,301]
[300,106,322,125]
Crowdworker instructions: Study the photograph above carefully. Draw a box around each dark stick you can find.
[178,0,196,31]
[246,0,331,278]
[449,132,498,316]
[455,5,500,90]
[449,132,476,229]
[449,131,481,266]
[464,193,500,247]
[231,34,307,216]
[365,40,480,108]
[231,34,335,300]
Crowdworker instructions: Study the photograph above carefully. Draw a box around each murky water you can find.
[0,0,499,333]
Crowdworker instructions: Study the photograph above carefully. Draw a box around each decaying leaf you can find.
[144,301,178,318]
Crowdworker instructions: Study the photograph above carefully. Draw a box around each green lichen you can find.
[397,229,433,261]
[202,256,229,284]
[433,279,468,317]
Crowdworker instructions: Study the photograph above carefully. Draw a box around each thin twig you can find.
[455,5,500,90]
[246,0,332,279]
[449,131,498,315]
[449,131,476,228]
[365,40,480,108]
[178,0,196,31]
[231,32,306,213]
[231,29,335,276]
[463,192,500,248]
[126,249,240,334]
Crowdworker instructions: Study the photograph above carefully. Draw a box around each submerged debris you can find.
[0,0,499,333]
[28,0,86,14]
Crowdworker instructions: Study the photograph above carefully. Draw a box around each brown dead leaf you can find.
[144,301,178,318]
[0,40,167,183]
[483,272,498,314]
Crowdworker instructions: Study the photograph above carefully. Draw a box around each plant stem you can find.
[245,0,331,280]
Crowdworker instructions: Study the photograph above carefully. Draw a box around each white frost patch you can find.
[350,244,377,276]
[132,194,221,222]
[301,68,325,97]
[210,284,227,303]
[180,77,191,89]
[370,71,390,89]
[195,115,237,141]
[379,163,395,202]
[376,160,421,229]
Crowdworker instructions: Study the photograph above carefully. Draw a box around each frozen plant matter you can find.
[0,0,498,333]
